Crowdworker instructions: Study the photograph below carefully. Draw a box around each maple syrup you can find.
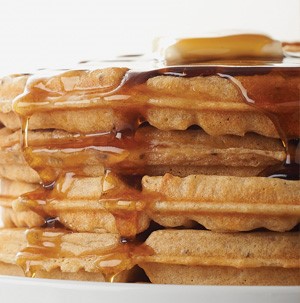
[16,228,67,277]
[16,228,153,281]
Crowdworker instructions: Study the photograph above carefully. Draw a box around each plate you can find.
[0,275,299,303]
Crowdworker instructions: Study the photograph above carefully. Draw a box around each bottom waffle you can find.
[0,228,299,285]
[0,228,147,282]
[139,230,300,285]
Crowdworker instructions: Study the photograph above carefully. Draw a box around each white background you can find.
[0,0,299,75]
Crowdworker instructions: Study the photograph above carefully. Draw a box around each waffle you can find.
[8,173,299,235]
[2,70,298,138]
[12,69,300,137]
[0,228,142,282]
[140,230,300,285]
[143,174,300,232]
[0,125,286,183]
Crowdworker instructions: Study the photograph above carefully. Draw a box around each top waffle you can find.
[0,68,299,138]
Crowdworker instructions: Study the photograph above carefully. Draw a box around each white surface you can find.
[0,0,299,75]
[0,276,299,303]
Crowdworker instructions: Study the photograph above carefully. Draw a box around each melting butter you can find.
[159,34,283,65]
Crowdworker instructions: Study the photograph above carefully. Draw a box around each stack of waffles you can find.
[0,34,299,285]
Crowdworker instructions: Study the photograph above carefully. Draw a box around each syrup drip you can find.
[18,171,163,238]
[259,139,299,180]
[16,228,67,277]
[100,171,164,237]
[21,127,147,185]
[43,217,65,229]
[16,228,153,281]
[217,73,300,179]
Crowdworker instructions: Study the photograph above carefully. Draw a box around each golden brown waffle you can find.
[10,173,300,234]
[11,175,149,236]
[0,126,286,182]
[142,174,300,232]
[9,68,299,137]
[139,230,300,285]
[0,228,148,282]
